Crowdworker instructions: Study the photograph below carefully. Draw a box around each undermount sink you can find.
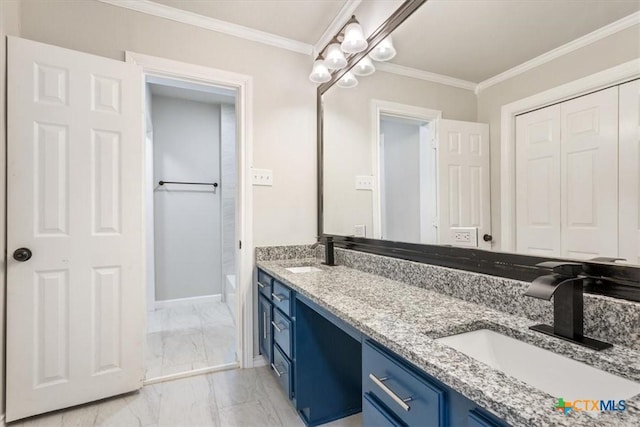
[285,266,322,273]
[436,329,640,401]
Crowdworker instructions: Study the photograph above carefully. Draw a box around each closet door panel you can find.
[515,104,561,256]
[560,87,618,259]
[619,79,640,264]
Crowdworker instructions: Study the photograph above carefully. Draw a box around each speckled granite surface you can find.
[257,258,640,427]
[255,244,318,261]
[332,248,640,351]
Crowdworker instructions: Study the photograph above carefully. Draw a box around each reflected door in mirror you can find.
[516,85,627,260]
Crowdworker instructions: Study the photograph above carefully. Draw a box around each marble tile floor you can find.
[146,300,237,379]
[11,366,362,427]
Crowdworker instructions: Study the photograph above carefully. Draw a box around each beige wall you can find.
[0,0,21,417]
[477,23,640,249]
[323,70,476,236]
[16,0,318,247]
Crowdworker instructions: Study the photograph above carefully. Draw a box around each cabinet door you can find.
[258,295,272,362]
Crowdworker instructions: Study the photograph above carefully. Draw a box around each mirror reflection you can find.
[322,0,640,262]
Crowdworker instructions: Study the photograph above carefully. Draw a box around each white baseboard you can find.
[253,355,268,368]
[143,361,239,386]
[154,294,221,309]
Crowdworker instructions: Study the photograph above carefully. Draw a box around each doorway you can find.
[143,77,239,380]
[379,114,435,244]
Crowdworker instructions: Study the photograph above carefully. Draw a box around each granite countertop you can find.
[256,258,640,427]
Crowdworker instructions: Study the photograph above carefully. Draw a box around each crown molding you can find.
[97,0,313,55]
[476,11,640,94]
[313,0,362,57]
[375,62,477,91]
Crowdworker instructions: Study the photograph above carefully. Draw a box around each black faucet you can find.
[525,261,612,351]
[311,236,336,266]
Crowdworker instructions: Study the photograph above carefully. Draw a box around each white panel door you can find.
[560,87,618,259]
[437,120,491,249]
[515,104,562,256]
[619,79,640,264]
[7,37,144,421]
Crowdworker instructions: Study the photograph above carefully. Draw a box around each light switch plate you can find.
[354,224,366,237]
[355,175,373,191]
[451,227,478,247]
[251,168,273,186]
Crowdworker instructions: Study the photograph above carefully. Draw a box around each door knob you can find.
[13,248,32,262]
[483,234,493,242]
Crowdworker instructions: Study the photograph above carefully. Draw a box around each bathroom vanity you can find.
[257,264,508,427]
[255,250,640,426]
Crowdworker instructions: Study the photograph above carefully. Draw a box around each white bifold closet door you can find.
[516,87,619,259]
[515,104,562,256]
[437,120,491,250]
[619,79,640,264]
[6,37,144,421]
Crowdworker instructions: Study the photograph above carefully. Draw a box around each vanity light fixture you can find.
[309,56,332,83]
[337,71,358,89]
[324,41,348,70]
[309,15,398,86]
[369,36,396,62]
[341,20,368,54]
[352,56,375,76]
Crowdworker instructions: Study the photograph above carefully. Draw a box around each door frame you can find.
[500,58,640,252]
[370,99,442,239]
[125,52,255,370]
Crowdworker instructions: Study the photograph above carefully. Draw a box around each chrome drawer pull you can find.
[263,312,267,339]
[271,320,286,332]
[369,374,412,412]
[271,363,284,377]
[257,281,266,289]
[272,293,286,302]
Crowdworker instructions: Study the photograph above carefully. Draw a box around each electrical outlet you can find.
[251,168,273,186]
[451,227,478,247]
[355,175,373,190]
[354,224,366,237]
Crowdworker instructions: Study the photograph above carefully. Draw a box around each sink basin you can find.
[285,266,322,273]
[436,329,640,401]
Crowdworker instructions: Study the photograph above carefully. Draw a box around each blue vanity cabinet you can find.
[363,340,510,427]
[270,277,297,399]
[257,269,273,298]
[258,294,272,363]
[363,340,445,426]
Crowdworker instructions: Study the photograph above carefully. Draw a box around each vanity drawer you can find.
[272,344,293,399]
[363,392,406,427]
[363,340,445,427]
[271,281,292,316]
[468,409,508,427]
[257,270,273,298]
[272,309,293,359]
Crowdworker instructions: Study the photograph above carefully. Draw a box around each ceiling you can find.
[145,0,639,85]
[150,0,347,44]
[391,0,640,83]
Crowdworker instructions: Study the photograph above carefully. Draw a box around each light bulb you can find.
[324,42,347,69]
[341,22,368,54]
[337,71,358,89]
[369,36,396,62]
[352,56,375,76]
[309,59,331,84]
